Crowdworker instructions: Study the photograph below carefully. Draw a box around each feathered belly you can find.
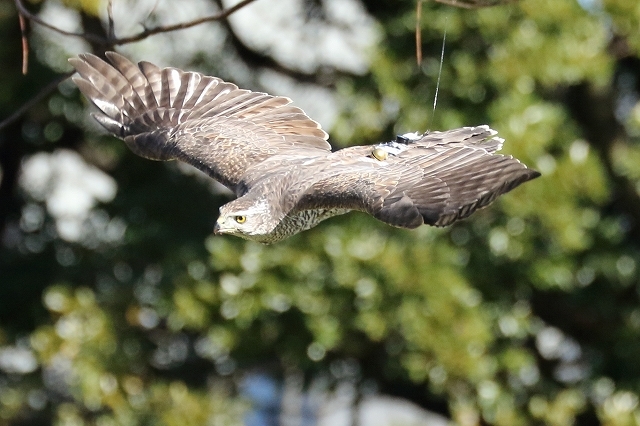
[266,208,350,243]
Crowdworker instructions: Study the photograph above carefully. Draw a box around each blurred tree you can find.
[1,0,640,425]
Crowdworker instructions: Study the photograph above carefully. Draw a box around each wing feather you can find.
[70,52,331,193]
[296,126,539,228]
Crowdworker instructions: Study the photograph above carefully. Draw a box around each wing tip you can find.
[91,112,124,135]
[524,168,542,181]
[68,56,82,70]
[105,51,125,62]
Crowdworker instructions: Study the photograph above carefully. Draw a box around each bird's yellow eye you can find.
[235,215,246,224]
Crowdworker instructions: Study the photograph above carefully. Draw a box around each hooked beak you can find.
[214,217,225,235]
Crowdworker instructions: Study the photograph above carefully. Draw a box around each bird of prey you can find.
[70,52,540,244]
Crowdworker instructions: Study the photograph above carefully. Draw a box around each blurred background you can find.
[1,0,640,424]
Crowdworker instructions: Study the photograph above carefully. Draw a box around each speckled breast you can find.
[267,208,350,243]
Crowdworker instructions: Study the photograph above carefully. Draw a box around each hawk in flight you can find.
[70,52,539,244]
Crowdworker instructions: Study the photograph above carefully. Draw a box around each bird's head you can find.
[214,195,280,243]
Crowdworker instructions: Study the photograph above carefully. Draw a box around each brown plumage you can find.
[70,52,540,244]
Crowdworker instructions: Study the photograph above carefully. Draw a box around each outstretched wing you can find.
[296,126,540,228]
[69,52,331,193]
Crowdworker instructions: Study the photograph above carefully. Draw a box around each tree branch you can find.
[211,0,335,85]
[0,72,72,134]
[17,10,28,74]
[416,0,424,66]
[14,0,259,46]
[112,0,259,45]
[4,0,260,134]
[13,0,106,45]
[434,0,518,9]
[107,0,115,41]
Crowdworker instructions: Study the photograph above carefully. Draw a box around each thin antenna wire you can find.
[430,23,447,129]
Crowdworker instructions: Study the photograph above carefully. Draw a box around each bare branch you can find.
[208,0,330,84]
[416,0,424,66]
[107,0,115,41]
[112,0,258,45]
[6,0,260,134]
[14,0,259,46]
[0,72,72,134]
[17,11,28,74]
[434,0,517,8]
[14,0,106,44]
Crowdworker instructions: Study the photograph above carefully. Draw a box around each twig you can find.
[112,0,258,45]
[434,0,516,8]
[416,0,424,66]
[14,0,106,45]
[0,72,72,133]
[17,11,28,74]
[6,0,259,134]
[14,0,259,46]
[107,0,115,41]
